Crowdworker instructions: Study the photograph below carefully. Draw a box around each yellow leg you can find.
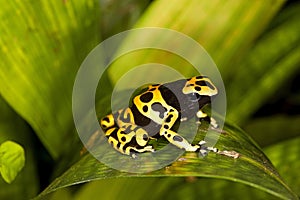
[161,129,200,152]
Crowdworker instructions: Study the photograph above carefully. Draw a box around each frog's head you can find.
[182,76,218,104]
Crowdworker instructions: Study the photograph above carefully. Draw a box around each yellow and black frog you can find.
[100,76,219,158]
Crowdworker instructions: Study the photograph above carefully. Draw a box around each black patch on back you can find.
[157,84,181,111]
[131,104,151,126]
[140,92,153,103]
[162,79,199,120]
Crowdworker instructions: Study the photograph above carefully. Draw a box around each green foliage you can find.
[0,0,101,159]
[0,0,299,199]
[0,141,25,183]
[36,123,297,199]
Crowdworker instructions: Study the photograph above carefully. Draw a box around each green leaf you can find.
[0,141,25,184]
[74,178,280,200]
[107,0,285,83]
[227,3,300,124]
[264,137,300,197]
[244,115,300,147]
[36,122,297,200]
[99,0,151,39]
[0,1,100,159]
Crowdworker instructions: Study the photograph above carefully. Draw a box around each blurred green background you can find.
[0,0,299,199]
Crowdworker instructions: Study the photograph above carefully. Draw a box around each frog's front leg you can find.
[159,109,202,152]
[161,129,201,151]
[196,110,219,129]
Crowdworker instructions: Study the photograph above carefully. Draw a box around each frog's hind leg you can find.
[105,126,154,158]
[100,113,116,130]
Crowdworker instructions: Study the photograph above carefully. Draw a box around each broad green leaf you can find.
[0,141,25,184]
[36,122,297,200]
[227,3,300,124]
[107,0,284,83]
[74,178,279,200]
[99,0,151,39]
[49,188,73,200]
[0,1,100,159]
[264,137,300,197]
[244,115,300,147]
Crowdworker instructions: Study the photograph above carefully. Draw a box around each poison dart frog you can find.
[100,76,219,158]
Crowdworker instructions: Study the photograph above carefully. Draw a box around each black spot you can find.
[196,80,215,90]
[101,124,107,128]
[195,86,201,91]
[143,105,148,112]
[196,81,206,86]
[152,84,160,86]
[167,134,171,138]
[164,125,169,129]
[165,114,173,123]
[121,136,126,142]
[143,134,148,141]
[102,117,110,122]
[164,131,168,135]
[117,142,121,148]
[173,135,183,142]
[149,88,156,91]
[151,103,167,119]
[140,92,153,103]
[196,75,207,79]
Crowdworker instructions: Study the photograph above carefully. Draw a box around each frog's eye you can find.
[187,92,201,102]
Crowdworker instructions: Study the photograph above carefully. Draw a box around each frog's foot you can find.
[198,140,240,159]
[198,140,219,157]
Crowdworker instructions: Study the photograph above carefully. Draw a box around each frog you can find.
[100,75,219,158]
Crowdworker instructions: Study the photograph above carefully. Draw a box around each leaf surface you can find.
[0,1,100,159]
[36,122,297,200]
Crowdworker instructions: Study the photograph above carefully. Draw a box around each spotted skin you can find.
[100,76,219,157]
